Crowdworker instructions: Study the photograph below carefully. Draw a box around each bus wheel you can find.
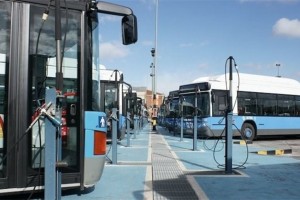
[241,123,256,141]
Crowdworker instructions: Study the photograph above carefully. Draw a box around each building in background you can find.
[133,87,164,118]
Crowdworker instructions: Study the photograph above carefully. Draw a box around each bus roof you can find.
[168,90,179,98]
[192,73,300,96]
[100,68,123,81]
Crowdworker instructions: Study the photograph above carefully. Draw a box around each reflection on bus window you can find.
[238,91,300,117]
[104,84,117,115]
[181,93,210,118]
[212,90,228,116]
[29,5,81,172]
[169,98,179,118]
[92,17,100,112]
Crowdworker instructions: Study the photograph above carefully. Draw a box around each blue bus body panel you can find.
[84,111,107,158]
[234,116,300,130]
[173,114,300,137]
[207,115,300,136]
[119,115,126,128]
[83,111,107,186]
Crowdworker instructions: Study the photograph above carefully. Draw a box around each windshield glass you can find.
[168,98,179,118]
[180,92,210,118]
[92,14,100,111]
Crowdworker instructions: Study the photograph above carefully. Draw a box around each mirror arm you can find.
[93,1,133,16]
[122,81,132,94]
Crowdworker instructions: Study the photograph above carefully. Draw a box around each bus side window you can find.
[296,100,300,116]
[238,107,244,115]
[212,90,227,116]
[211,92,215,103]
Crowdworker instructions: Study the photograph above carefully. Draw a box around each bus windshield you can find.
[169,98,179,118]
[181,92,210,118]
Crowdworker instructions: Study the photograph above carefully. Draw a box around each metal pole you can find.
[112,108,118,164]
[45,89,57,200]
[55,0,63,91]
[151,0,159,131]
[225,56,233,174]
[134,114,137,138]
[56,98,62,200]
[126,112,131,147]
[54,1,63,197]
[193,90,197,151]
[154,0,158,96]
[180,99,183,141]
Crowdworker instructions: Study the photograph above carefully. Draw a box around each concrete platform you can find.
[61,124,300,200]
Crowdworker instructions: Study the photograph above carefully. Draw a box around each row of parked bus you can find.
[159,72,300,141]
[99,65,148,141]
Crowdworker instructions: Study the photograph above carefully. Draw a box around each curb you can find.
[253,149,292,155]
[233,140,253,145]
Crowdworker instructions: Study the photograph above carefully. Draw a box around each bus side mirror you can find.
[122,14,138,45]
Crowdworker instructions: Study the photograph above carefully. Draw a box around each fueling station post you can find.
[193,87,198,151]
[225,56,234,174]
[179,95,184,142]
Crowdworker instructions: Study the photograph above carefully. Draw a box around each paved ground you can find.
[59,123,300,200]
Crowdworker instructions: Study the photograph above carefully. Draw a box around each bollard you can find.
[180,116,183,142]
[193,115,197,151]
[133,115,137,138]
[44,88,63,200]
[126,112,131,147]
[45,89,57,200]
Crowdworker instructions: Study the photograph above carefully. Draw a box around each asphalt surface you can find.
[59,123,300,200]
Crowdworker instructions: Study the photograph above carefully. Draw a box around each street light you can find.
[151,48,155,57]
[276,63,281,77]
[151,49,156,131]
[151,0,159,131]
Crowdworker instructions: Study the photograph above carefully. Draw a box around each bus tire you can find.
[241,123,256,141]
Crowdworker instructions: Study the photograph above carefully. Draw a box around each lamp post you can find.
[151,48,157,131]
[150,62,154,96]
[150,0,158,131]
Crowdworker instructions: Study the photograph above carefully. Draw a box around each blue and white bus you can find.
[0,0,137,196]
[178,73,300,141]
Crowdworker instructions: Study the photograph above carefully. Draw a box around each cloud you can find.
[142,40,154,46]
[273,18,300,38]
[156,67,204,95]
[99,15,121,24]
[197,63,209,70]
[179,40,209,48]
[100,42,129,60]
[155,72,184,95]
[243,63,264,71]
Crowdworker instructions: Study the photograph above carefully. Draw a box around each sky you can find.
[98,0,300,96]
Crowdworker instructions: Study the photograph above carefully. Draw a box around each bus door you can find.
[28,3,82,184]
[0,1,85,192]
[0,0,137,193]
